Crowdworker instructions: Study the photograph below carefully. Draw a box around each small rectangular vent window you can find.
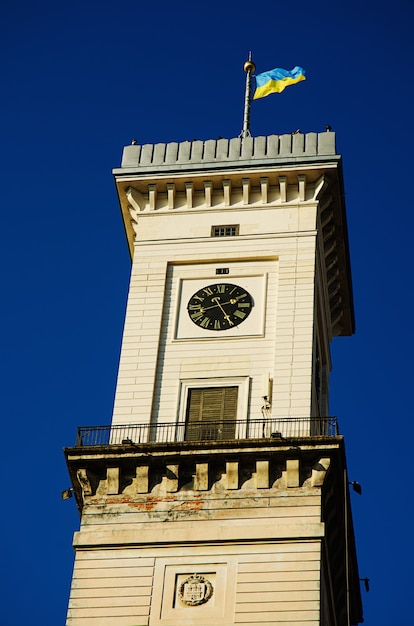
[216,268,229,275]
[211,225,239,237]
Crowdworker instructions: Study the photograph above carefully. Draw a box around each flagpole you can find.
[241,52,256,138]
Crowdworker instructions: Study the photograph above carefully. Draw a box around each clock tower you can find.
[65,131,363,625]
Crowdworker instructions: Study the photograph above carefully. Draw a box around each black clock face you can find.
[187,283,253,331]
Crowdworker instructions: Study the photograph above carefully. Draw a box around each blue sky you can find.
[1,0,413,624]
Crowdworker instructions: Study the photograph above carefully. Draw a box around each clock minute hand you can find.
[211,297,234,326]
[201,300,231,311]
[200,298,237,311]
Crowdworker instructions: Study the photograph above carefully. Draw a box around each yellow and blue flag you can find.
[253,66,306,100]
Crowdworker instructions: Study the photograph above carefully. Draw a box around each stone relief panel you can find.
[177,573,214,607]
[150,556,237,626]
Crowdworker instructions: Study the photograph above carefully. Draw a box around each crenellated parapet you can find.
[117,132,337,172]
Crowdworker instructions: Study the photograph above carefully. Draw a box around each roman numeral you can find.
[216,285,226,293]
[203,287,213,296]
[234,310,246,319]
[238,302,251,308]
[214,319,221,330]
[199,317,210,328]
[191,311,204,321]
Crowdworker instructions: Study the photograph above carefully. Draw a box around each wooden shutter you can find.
[185,387,238,441]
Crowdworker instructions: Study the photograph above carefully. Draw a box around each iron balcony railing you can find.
[75,416,339,447]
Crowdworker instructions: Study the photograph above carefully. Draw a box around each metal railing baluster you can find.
[74,417,339,447]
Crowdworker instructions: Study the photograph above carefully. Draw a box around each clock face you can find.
[187,283,253,331]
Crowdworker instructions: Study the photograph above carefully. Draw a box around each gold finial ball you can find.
[244,60,256,73]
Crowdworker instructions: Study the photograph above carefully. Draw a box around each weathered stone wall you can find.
[66,449,331,625]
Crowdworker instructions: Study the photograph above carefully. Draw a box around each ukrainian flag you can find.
[253,66,306,100]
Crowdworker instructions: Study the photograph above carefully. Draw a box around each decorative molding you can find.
[123,174,333,214]
[68,450,335,501]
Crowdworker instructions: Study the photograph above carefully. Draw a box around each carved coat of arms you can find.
[178,573,214,606]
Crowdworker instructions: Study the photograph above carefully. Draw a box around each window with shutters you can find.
[185,387,238,441]
[178,377,250,441]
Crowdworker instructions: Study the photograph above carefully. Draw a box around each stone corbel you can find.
[256,460,269,488]
[167,183,175,209]
[331,309,344,333]
[242,178,250,205]
[148,184,157,210]
[204,181,212,207]
[223,179,231,206]
[127,208,139,237]
[323,225,336,245]
[125,187,141,237]
[107,467,119,495]
[325,240,337,260]
[286,459,300,487]
[226,461,239,489]
[166,465,179,493]
[125,186,145,212]
[327,268,340,287]
[310,458,331,487]
[315,174,329,200]
[320,208,334,228]
[194,463,209,491]
[279,176,287,203]
[298,174,306,201]
[77,469,92,496]
[136,465,149,494]
[185,182,194,208]
[260,177,269,204]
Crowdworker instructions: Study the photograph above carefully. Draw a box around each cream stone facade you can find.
[65,132,362,625]
[110,133,352,428]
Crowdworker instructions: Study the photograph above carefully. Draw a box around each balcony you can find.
[75,417,339,447]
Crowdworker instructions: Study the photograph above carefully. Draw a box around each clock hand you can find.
[192,300,229,312]
[211,297,234,326]
[198,299,234,311]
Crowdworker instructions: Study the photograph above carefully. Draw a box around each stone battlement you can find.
[117,131,338,172]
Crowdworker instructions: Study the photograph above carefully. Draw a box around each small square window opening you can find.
[211,225,239,237]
